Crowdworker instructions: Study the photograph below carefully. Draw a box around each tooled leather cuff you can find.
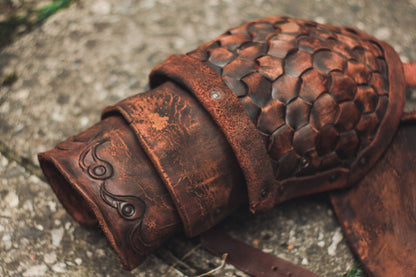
[38,81,247,269]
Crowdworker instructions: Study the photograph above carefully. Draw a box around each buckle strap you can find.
[201,229,322,277]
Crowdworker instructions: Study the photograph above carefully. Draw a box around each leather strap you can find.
[149,54,278,212]
[103,82,245,237]
[404,63,416,87]
[401,111,416,122]
[201,229,321,277]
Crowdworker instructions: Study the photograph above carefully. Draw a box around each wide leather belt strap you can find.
[149,54,278,212]
[201,229,322,277]
[102,82,245,237]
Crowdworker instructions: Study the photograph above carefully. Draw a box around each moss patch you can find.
[0,0,73,49]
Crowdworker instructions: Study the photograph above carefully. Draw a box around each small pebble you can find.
[400,55,409,63]
[374,27,391,40]
[51,227,64,246]
[52,262,66,273]
[96,249,106,258]
[15,89,30,100]
[5,191,19,208]
[35,224,44,231]
[0,155,8,168]
[86,251,93,258]
[44,253,57,264]
[80,116,90,127]
[301,258,309,265]
[92,0,111,15]
[328,228,343,256]
[355,22,365,30]
[29,175,40,184]
[314,16,326,24]
[2,235,12,250]
[23,265,48,277]
[52,111,65,122]
[48,201,57,212]
[23,200,34,212]
[75,258,82,265]
[65,222,72,230]
[20,238,29,247]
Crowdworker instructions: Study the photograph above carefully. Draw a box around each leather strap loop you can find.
[149,54,279,212]
[103,82,245,237]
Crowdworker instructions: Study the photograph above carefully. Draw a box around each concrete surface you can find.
[0,0,415,276]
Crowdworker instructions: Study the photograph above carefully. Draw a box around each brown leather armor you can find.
[38,16,414,276]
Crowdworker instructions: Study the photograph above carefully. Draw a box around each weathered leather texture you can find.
[38,114,182,270]
[103,82,246,237]
[40,81,247,270]
[150,55,277,212]
[330,122,416,277]
[38,16,410,274]
[185,16,405,207]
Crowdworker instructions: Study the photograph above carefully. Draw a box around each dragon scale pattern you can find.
[188,16,390,181]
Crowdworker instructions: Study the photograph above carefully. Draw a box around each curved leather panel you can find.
[186,16,405,204]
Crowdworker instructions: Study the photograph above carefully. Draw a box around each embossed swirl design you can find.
[78,140,147,252]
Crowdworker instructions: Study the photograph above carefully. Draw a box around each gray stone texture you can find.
[0,0,415,276]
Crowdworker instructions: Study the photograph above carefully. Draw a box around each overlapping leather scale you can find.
[188,16,389,180]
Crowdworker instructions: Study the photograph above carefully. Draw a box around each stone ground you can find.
[0,0,415,276]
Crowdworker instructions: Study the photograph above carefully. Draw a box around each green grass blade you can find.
[339,263,366,277]
[35,0,72,25]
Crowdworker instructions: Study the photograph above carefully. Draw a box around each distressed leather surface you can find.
[330,122,416,277]
[38,16,409,274]
[185,16,405,204]
[38,115,182,270]
[103,81,246,237]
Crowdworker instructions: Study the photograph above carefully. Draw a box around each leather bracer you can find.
[38,16,408,270]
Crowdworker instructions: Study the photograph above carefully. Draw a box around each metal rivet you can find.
[261,188,269,199]
[278,185,285,194]
[272,266,278,271]
[330,174,337,183]
[93,165,106,176]
[209,90,222,100]
[300,156,310,168]
[121,204,135,217]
